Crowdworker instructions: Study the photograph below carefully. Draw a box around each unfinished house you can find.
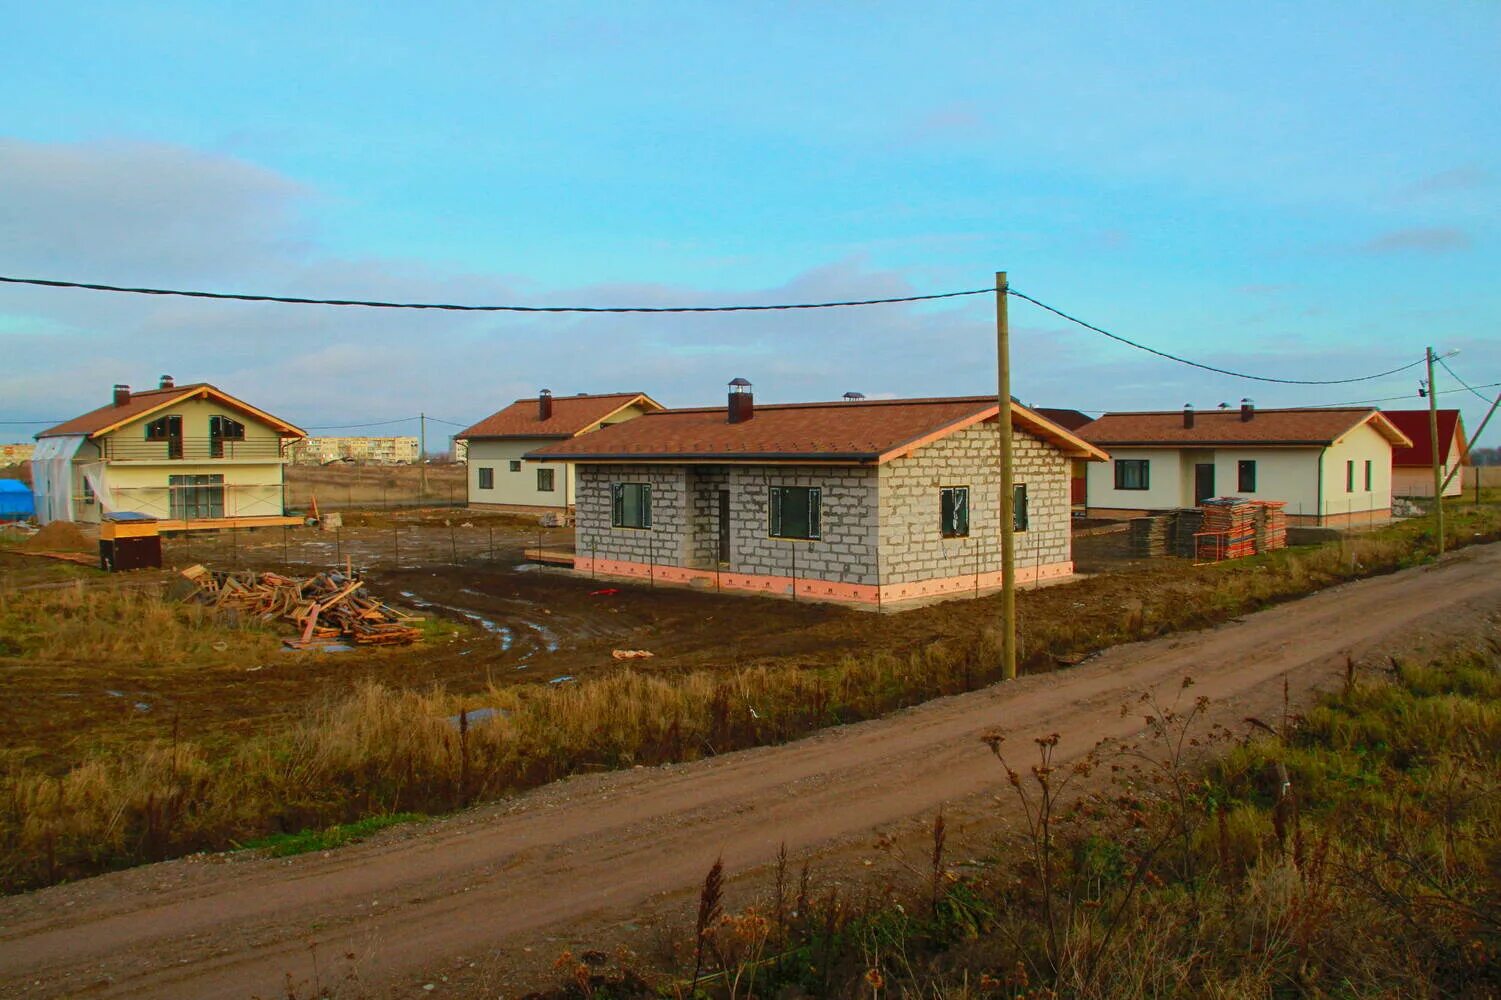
[456,391,663,513]
[31,378,306,528]
[528,380,1107,605]
[1078,403,1413,526]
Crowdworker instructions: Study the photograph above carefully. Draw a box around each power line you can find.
[425,417,470,428]
[1311,380,1501,408]
[302,417,422,430]
[0,273,992,313]
[0,419,67,425]
[1006,287,1427,386]
[1437,356,1495,403]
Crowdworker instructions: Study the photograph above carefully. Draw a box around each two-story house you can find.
[32,377,306,529]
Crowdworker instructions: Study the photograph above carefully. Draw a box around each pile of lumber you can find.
[1197,497,1259,562]
[1251,500,1288,552]
[1173,508,1204,559]
[1128,515,1175,558]
[180,565,423,647]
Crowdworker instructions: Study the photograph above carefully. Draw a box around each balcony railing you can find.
[101,437,288,461]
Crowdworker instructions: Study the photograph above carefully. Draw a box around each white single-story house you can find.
[455,391,662,512]
[1078,403,1413,527]
[527,380,1108,606]
[1382,409,1469,498]
[32,377,306,529]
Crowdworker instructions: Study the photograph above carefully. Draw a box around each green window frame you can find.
[940,486,969,537]
[769,486,821,540]
[1237,460,1256,493]
[1013,484,1029,532]
[611,482,652,529]
[1114,459,1149,490]
[1346,460,1355,493]
[1364,460,1372,491]
[509,460,521,472]
[537,468,556,492]
[477,467,494,490]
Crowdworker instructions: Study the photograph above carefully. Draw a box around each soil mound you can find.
[22,521,95,553]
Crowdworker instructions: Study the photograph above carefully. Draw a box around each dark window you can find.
[940,486,969,537]
[1238,460,1256,493]
[209,415,245,457]
[168,473,224,519]
[477,467,494,489]
[1114,459,1150,490]
[1013,484,1029,532]
[145,418,170,441]
[82,477,95,505]
[144,415,183,459]
[769,486,821,540]
[1364,460,1372,491]
[611,482,652,528]
[537,468,556,492]
[1346,460,1355,493]
[509,460,521,472]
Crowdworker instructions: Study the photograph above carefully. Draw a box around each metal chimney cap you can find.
[728,377,752,388]
[842,391,866,401]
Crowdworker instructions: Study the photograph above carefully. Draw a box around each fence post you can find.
[488,524,494,561]
[393,522,400,568]
[282,525,289,565]
[450,521,458,565]
[790,542,797,603]
[335,526,342,565]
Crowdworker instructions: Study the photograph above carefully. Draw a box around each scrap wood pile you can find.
[179,564,423,647]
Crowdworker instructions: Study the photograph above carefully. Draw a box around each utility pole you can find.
[417,408,429,498]
[1440,388,1501,495]
[996,271,1017,681]
[1425,348,1444,555]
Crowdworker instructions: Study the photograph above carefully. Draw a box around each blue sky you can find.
[1,2,1497,446]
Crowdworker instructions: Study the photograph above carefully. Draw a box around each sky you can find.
[1,2,1498,448]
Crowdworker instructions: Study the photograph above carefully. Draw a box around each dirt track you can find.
[2,544,1500,999]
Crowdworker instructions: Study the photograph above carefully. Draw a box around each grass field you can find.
[1,501,1499,893]
[283,462,468,510]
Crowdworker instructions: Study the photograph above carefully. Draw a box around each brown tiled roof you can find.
[1381,410,1468,467]
[1078,407,1412,448]
[1033,407,1095,431]
[38,384,305,439]
[455,392,662,440]
[527,396,1108,464]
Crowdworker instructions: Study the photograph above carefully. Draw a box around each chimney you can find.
[1240,398,1254,422]
[1183,403,1195,429]
[159,374,175,390]
[842,391,866,402]
[728,377,754,424]
[113,384,131,407]
[538,389,553,421]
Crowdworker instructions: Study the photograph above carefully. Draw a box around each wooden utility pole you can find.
[1441,388,1501,495]
[996,271,1017,681]
[1426,348,1444,555]
[417,408,429,498]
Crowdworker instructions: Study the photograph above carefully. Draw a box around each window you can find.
[1013,484,1029,532]
[1364,460,1372,491]
[1346,460,1355,493]
[1237,460,1256,493]
[168,473,224,519]
[537,468,556,492]
[82,477,95,505]
[509,460,521,472]
[145,415,183,459]
[940,486,969,537]
[611,482,652,528]
[209,415,245,457]
[477,467,494,490]
[1114,459,1150,491]
[769,486,821,540]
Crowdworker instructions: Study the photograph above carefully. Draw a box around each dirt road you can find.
[3,544,1499,999]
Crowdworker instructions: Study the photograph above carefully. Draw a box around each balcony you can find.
[101,437,288,462]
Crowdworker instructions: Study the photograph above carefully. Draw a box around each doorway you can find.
[1194,463,1216,505]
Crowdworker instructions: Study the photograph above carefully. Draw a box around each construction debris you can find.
[180,564,424,647]
[611,649,654,660]
[1127,499,1287,563]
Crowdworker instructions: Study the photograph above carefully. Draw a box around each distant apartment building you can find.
[1,443,35,467]
[288,436,421,465]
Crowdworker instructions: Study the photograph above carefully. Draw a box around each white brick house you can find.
[528,383,1107,606]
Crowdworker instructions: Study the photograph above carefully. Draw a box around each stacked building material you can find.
[1251,500,1288,552]
[1173,508,1204,559]
[1128,515,1175,558]
[180,565,424,646]
[1196,497,1259,562]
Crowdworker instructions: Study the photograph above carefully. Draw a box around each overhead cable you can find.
[1006,287,1427,386]
[1437,356,1496,403]
[0,274,991,313]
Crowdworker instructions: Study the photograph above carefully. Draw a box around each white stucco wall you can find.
[1085,448,1187,510]
[465,438,574,508]
[1320,422,1394,518]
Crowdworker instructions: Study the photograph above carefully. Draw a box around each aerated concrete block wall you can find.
[877,421,1071,585]
[719,465,880,585]
[574,464,690,566]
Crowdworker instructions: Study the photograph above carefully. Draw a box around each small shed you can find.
[0,479,35,522]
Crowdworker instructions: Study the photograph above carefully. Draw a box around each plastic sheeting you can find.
[80,462,116,515]
[30,435,84,524]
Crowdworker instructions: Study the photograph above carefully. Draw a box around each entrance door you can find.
[1194,463,1216,504]
[717,489,731,562]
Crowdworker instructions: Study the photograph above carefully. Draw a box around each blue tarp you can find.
[0,479,35,521]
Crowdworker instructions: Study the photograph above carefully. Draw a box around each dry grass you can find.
[2,504,1499,893]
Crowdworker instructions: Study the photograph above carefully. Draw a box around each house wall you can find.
[1085,448,1187,512]
[465,438,574,509]
[1320,423,1394,521]
[878,420,1071,592]
[1206,449,1322,518]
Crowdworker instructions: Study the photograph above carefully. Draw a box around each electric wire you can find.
[1005,287,1428,386]
[0,274,992,313]
[1437,356,1496,403]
